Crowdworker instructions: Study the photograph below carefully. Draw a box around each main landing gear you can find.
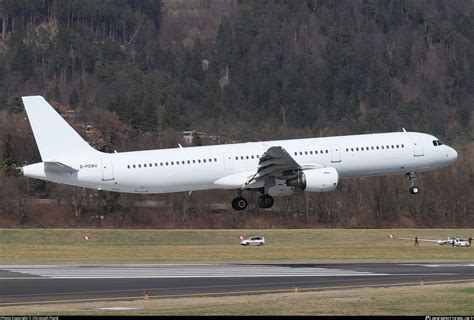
[257,194,274,209]
[406,172,420,195]
[231,197,248,210]
[232,189,248,210]
[231,190,275,210]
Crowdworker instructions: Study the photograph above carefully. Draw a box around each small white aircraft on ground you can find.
[398,236,472,247]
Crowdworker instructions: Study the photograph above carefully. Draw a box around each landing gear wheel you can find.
[406,172,420,195]
[232,197,248,210]
[257,194,274,209]
[409,186,420,194]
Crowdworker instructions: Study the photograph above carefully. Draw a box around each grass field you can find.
[0,228,473,264]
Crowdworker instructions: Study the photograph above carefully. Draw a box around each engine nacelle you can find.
[287,167,339,192]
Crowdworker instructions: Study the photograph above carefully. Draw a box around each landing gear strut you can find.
[231,189,248,210]
[406,172,420,195]
[257,194,274,209]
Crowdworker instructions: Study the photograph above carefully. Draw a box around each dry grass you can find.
[0,228,473,264]
[1,282,474,315]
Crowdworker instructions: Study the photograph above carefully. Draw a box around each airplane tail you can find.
[21,96,99,161]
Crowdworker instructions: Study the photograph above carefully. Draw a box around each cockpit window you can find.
[433,140,443,146]
[437,140,443,145]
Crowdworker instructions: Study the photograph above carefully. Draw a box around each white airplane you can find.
[399,237,472,247]
[20,96,458,210]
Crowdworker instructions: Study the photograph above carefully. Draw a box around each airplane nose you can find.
[449,147,458,162]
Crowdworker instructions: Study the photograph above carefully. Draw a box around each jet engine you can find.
[286,167,339,192]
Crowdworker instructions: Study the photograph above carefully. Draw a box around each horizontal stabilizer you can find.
[44,161,78,172]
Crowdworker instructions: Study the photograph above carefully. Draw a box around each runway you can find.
[1,263,473,306]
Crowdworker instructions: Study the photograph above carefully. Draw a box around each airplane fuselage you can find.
[23,131,458,194]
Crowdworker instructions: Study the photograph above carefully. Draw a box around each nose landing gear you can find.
[406,172,420,195]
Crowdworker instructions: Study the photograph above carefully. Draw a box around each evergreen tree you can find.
[1,134,16,176]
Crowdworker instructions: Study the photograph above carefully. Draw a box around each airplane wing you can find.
[244,146,299,188]
[398,237,449,244]
[214,146,323,190]
[244,146,323,189]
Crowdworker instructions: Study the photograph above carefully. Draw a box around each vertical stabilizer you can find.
[22,96,98,160]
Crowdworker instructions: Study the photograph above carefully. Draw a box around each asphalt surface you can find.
[1,262,473,306]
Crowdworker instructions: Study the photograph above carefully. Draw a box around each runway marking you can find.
[401,264,474,268]
[0,264,388,279]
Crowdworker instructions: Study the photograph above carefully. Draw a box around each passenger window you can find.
[396,145,399,148]
[294,152,297,156]
[155,163,158,166]
[138,164,142,168]
[127,165,130,169]
[160,162,163,166]
[166,162,168,166]
[315,150,319,154]
[241,156,244,160]
[401,144,404,148]
[326,150,328,153]
[133,165,136,168]
[251,155,254,159]
[310,151,313,155]
[203,159,206,163]
[371,146,374,150]
[214,158,217,162]
[144,164,147,168]
[246,156,249,159]
[193,160,196,163]
[171,162,174,165]
[198,160,201,163]
[305,151,308,155]
[300,152,303,155]
[381,146,384,149]
[188,160,191,164]
[351,148,354,152]
[356,148,359,151]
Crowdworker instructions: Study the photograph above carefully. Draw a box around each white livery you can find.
[21,96,458,210]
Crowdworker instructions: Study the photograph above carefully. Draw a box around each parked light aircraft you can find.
[399,237,472,247]
[20,96,458,210]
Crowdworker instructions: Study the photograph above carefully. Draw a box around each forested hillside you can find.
[0,0,472,228]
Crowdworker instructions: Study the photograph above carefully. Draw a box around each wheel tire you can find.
[232,197,248,210]
[263,195,274,208]
[258,195,274,209]
[410,186,420,194]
